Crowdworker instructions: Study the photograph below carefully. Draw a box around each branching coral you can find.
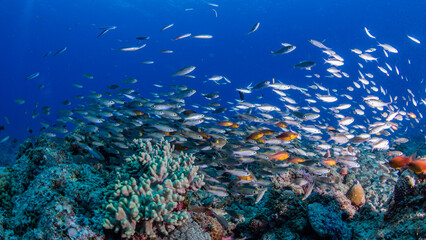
[103,139,204,239]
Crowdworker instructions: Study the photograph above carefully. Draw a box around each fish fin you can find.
[409,152,417,162]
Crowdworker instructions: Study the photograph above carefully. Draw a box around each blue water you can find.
[0,0,425,141]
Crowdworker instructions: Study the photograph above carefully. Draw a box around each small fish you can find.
[407,35,421,44]
[255,188,267,204]
[122,78,138,84]
[269,151,290,161]
[378,43,398,53]
[82,73,94,79]
[25,72,40,80]
[206,2,219,7]
[322,158,336,166]
[161,23,174,31]
[388,154,414,169]
[302,182,315,200]
[294,61,316,70]
[248,22,260,34]
[14,98,25,104]
[0,136,9,143]
[192,34,213,39]
[172,66,196,77]
[276,131,298,141]
[208,189,229,197]
[271,44,296,55]
[309,39,328,49]
[136,36,150,40]
[364,27,376,39]
[246,132,264,141]
[174,33,191,41]
[53,46,67,56]
[97,26,117,38]
[118,44,146,51]
[141,61,154,64]
[407,159,426,174]
[212,9,218,18]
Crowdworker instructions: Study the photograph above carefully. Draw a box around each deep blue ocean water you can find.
[0,0,425,141]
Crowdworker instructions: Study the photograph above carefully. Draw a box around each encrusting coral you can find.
[103,138,204,239]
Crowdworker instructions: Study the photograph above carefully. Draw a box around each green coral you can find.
[103,139,204,239]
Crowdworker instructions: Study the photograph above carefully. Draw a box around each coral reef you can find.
[103,139,204,239]
[0,167,11,210]
[161,214,211,240]
[271,168,314,196]
[308,202,352,239]
[191,212,223,240]
[0,137,107,239]
[1,134,425,240]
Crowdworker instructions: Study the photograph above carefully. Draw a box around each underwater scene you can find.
[0,0,425,239]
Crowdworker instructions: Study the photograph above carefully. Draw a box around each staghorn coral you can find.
[103,139,204,239]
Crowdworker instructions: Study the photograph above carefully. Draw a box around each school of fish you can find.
[5,7,426,202]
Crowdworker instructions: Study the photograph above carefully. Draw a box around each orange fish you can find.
[270,151,290,161]
[322,158,336,166]
[198,131,211,140]
[246,132,264,141]
[275,122,287,128]
[160,131,172,136]
[134,110,145,116]
[237,175,254,181]
[288,157,305,164]
[230,123,240,128]
[388,154,414,169]
[256,137,266,144]
[217,120,234,127]
[260,129,274,135]
[276,131,298,141]
[407,159,426,174]
[407,112,416,119]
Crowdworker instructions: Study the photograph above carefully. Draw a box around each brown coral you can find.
[346,181,365,207]
[191,212,223,240]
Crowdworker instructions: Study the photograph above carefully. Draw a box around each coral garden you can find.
[0,136,424,239]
